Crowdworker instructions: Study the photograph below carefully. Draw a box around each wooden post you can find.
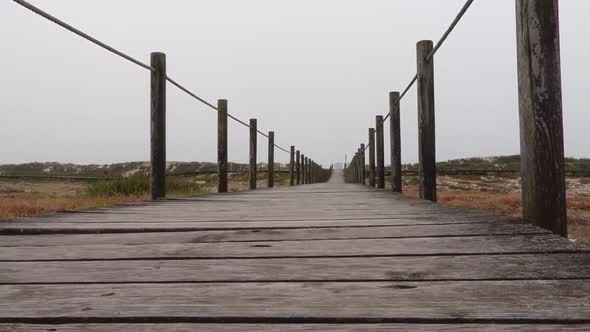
[289,146,295,186]
[296,150,301,185]
[308,159,312,184]
[267,131,274,188]
[302,155,306,184]
[360,144,366,185]
[357,151,362,183]
[417,40,436,202]
[249,119,257,190]
[390,91,402,193]
[516,0,566,236]
[376,115,385,189]
[310,160,313,183]
[306,158,310,184]
[368,128,376,187]
[217,99,228,193]
[150,52,166,200]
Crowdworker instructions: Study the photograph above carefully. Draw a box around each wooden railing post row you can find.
[296,150,301,185]
[368,128,376,187]
[249,119,257,190]
[360,144,366,185]
[150,52,166,200]
[417,40,437,202]
[289,146,295,186]
[376,115,385,189]
[267,131,274,188]
[516,0,566,236]
[217,99,228,193]
[389,91,402,193]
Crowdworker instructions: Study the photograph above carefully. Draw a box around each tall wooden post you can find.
[390,91,402,193]
[516,0,566,236]
[217,99,228,193]
[296,150,301,185]
[267,131,274,188]
[368,128,376,187]
[376,115,385,189]
[289,146,295,186]
[417,40,436,202]
[249,119,257,190]
[360,144,366,185]
[150,52,166,200]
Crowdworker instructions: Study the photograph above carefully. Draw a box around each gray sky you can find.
[1,1,588,167]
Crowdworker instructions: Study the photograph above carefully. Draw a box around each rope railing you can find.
[348,1,569,238]
[12,0,293,155]
[12,0,323,198]
[361,0,476,153]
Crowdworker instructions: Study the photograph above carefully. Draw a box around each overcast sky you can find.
[1,0,588,167]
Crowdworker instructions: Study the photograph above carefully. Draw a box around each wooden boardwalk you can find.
[0,171,589,331]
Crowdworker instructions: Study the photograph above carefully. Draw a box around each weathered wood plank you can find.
[0,235,578,261]
[0,218,525,235]
[0,222,548,247]
[3,324,590,332]
[0,280,589,321]
[1,254,588,284]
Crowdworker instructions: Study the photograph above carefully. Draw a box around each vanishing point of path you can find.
[0,171,589,331]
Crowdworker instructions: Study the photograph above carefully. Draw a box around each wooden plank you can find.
[0,222,548,247]
[0,218,523,235]
[0,280,589,321]
[0,234,578,261]
[3,324,590,332]
[1,253,588,284]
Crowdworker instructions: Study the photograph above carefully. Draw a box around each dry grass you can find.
[0,172,293,221]
[0,193,145,220]
[402,184,590,246]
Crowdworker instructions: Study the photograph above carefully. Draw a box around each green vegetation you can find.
[87,175,210,197]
